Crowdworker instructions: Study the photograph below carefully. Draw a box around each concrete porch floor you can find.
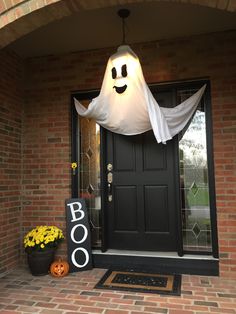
[0,267,236,314]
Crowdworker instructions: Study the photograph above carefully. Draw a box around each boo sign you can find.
[65,199,93,272]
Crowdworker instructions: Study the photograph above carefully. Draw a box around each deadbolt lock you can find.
[107,163,113,171]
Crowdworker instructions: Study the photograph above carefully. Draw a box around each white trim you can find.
[92,249,218,260]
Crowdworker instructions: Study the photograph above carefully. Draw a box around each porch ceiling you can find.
[8,1,236,58]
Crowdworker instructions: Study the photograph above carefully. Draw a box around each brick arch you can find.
[0,0,235,49]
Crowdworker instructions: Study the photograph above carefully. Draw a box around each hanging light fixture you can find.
[74,9,206,144]
[117,8,130,45]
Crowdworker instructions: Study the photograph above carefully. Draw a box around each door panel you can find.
[114,134,136,171]
[144,185,169,233]
[143,132,166,170]
[114,186,138,231]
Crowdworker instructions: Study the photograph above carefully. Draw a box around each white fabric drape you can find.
[74,45,206,144]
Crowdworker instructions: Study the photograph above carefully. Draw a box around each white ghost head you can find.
[102,45,142,95]
[83,45,153,135]
[74,45,206,143]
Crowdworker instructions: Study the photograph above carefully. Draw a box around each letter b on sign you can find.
[66,199,92,272]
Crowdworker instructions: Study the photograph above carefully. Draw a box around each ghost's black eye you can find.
[121,64,127,77]
[112,67,117,79]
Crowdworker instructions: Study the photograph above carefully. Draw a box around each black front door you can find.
[104,91,180,252]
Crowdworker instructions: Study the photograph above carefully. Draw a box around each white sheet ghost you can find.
[74,45,206,144]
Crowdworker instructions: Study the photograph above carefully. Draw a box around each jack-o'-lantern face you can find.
[50,259,69,277]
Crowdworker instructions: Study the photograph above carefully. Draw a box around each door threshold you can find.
[92,249,219,275]
[92,249,217,260]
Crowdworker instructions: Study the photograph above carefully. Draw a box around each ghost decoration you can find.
[74,45,206,144]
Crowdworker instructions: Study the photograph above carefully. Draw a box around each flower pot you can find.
[27,248,55,276]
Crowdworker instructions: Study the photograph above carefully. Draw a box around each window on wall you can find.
[178,88,212,253]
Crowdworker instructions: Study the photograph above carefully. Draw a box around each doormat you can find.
[95,269,181,295]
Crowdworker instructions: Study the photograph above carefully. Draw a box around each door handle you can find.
[108,183,112,195]
[107,172,113,184]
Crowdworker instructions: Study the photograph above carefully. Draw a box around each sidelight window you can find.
[78,100,102,248]
[178,88,213,253]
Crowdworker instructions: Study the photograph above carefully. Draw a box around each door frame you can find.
[102,115,183,255]
[71,78,219,259]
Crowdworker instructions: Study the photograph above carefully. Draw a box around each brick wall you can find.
[23,30,236,277]
[22,50,110,258]
[0,49,24,275]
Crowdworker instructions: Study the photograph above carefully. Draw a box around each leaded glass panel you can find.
[79,100,101,248]
[178,89,212,252]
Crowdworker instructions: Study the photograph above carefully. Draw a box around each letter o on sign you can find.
[70,224,88,244]
[71,247,89,268]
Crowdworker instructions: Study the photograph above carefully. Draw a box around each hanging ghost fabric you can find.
[74,45,206,144]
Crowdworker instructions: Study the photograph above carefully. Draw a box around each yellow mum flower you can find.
[24,225,64,252]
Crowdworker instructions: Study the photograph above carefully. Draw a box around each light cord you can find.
[122,17,126,44]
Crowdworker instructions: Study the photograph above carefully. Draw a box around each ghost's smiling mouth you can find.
[113,85,127,94]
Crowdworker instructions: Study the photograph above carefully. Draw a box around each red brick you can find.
[111,299,134,305]
[80,307,104,313]
[105,310,129,314]
[169,310,194,314]
[35,302,57,309]
[57,304,80,311]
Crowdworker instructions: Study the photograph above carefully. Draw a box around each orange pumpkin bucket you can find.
[50,258,69,277]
